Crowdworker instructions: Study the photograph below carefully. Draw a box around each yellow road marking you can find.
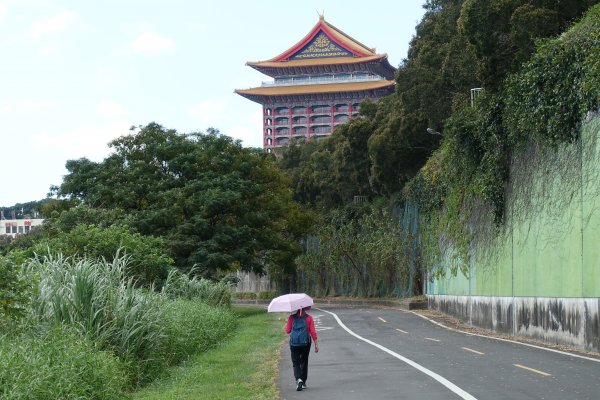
[425,337,440,342]
[514,364,551,377]
[378,317,387,323]
[396,328,408,334]
[462,347,485,355]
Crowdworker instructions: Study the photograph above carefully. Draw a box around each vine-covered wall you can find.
[428,117,600,298]
[427,117,600,350]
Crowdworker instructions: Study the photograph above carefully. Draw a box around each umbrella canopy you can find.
[267,293,314,313]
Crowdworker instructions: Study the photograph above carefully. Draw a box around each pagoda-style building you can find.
[235,16,396,152]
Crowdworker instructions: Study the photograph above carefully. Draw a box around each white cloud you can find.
[131,32,174,54]
[28,10,77,39]
[97,100,128,118]
[188,100,226,125]
[31,120,131,161]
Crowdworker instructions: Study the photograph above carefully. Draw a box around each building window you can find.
[311,104,329,113]
[5,226,9,234]
[25,226,30,233]
[292,106,307,114]
[11,225,17,234]
[18,226,24,234]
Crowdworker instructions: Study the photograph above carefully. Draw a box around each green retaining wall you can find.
[426,117,600,351]
[428,117,600,298]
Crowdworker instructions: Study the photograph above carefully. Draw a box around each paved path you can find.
[278,307,600,399]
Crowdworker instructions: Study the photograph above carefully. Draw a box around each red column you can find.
[331,104,335,134]
[263,105,267,148]
[307,102,311,141]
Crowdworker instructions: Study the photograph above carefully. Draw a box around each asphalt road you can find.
[278,307,600,400]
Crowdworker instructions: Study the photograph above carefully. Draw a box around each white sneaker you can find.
[296,379,303,391]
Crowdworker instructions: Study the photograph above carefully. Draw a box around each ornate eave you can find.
[247,56,396,80]
[235,80,395,104]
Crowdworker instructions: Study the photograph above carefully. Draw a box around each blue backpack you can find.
[290,314,311,347]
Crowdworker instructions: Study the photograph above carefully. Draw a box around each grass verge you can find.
[132,306,285,400]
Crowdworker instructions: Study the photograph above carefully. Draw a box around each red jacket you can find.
[285,312,318,341]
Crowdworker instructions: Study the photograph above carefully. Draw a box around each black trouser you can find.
[290,343,311,383]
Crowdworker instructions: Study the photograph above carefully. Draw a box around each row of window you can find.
[265,103,361,116]
[4,225,32,234]
[265,125,335,135]
[265,135,328,146]
[273,72,372,84]
[272,114,352,125]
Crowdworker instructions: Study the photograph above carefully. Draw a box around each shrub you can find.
[29,224,173,287]
[257,291,278,300]
[29,254,168,386]
[0,326,127,400]
[0,257,30,323]
[161,299,236,365]
[231,292,257,299]
[161,269,231,307]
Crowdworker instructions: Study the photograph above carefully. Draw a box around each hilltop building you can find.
[0,219,44,237]
[235,16,396,152]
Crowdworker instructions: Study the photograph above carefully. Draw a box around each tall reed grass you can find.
[161,268,232,307]
[0,325,127,400]
[0,251,239,399]
[29,254,167,385]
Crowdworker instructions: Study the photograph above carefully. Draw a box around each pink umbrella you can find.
[267,293,314,313]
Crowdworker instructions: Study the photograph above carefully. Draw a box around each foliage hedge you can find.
[408,4,600,276]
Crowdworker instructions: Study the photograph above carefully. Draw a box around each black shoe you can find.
[296,379,303,391]
[302,382,308,389]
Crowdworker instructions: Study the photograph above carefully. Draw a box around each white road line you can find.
[318,308,478,400]
[378,317,387,323]
[514,364,552,377]
[396,328,408,334]
[426,337,441,342]
[462,347,485,355]
[411,312,600,364]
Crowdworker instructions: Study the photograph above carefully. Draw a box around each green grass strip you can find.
[132,307,285,400]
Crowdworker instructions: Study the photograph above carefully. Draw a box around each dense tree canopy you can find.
[57,123,311,277]
[278,0,598,210]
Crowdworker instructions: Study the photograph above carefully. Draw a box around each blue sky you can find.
[0,0,426,206]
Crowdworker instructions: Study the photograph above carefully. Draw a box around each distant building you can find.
[235,16,396,152]
[0,219,44,237]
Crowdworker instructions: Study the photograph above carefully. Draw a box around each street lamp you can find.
[427,128,442,136]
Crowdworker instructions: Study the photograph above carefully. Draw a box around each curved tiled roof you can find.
[246,16,396,78]
[235,79,394,98]
[247,54,387,69]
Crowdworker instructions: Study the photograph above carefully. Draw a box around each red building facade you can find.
[235,16,397,152]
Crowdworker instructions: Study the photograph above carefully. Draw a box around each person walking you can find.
[285,306,319,391]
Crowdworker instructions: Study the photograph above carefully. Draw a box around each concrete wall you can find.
[427,117,600,351]
[428,295,600,351]
[233,271,277,293]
